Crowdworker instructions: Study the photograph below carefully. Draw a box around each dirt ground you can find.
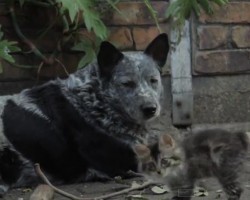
[3,161,250,200]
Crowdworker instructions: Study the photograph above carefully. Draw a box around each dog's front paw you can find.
[0,184,9,197]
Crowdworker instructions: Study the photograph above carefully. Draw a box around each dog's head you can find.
[97,34,169,124]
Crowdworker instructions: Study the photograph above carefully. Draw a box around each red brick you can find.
[77,28,134,51]
[108,27,133,50]
[133,25,169,50]
[199,2,250,24]
[197,26,229,50]
[102,1,168,25]
[194,50,250,75]
[232,26,250,48]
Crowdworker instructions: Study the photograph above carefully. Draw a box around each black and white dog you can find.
[0,34,169,195]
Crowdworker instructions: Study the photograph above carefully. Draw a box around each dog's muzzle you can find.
[141,104,157,119]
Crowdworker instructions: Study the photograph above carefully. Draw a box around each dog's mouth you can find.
[143,110,157,120]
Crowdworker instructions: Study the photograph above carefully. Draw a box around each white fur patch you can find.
[0,184,9,193]
[0,95,13,150]
[11,92,49,121]
[61,74,84,89]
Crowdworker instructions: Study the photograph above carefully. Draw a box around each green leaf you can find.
[77,52,95,69]
[0,60,3,74]
[0,31,3,40]
[143,0,161,31]
[166,0,229,33]
[0,48,15,63]
[211,0,229,6]
[0,40,21,63]
[0,25,3,40]
[57,0,108,40]
[72,41,96,68]
[0,26,20,63]
[191,0,201,16]
[165,0,179,18]
[6,41,21,52]
[106,0,125,18]
[19,0,25,7]
[80,1,108,39]
[199,0,213,15]
[82,8,108,40]
[57,0,80,22]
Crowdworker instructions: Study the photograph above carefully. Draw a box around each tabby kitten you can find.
[134,129,249,200]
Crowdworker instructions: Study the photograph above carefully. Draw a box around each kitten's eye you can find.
[147,162,156,171]
[171,155,181,161]
[161,159,170,168]
[121,81,136,88]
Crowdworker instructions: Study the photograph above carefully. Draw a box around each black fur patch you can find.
[2,83,137,184]
[0,148,22,184]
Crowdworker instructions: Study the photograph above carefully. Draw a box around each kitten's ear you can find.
[159,134,175,150]
[144,33,169,68]
[133,144,150,160]
[97,41,124,79]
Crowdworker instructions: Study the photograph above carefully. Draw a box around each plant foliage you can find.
[57,0,108,40]
[0,25,21,73]
[0,0,120,73]
[0,0,230,74]
[166,0,229,29]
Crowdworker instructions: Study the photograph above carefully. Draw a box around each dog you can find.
[0,33,169,195]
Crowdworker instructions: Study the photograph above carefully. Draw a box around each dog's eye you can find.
[121,81,136,88]
[150,78,158,84]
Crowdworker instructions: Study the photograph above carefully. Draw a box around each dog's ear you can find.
[97,41,124,78]
[144,33,169,68]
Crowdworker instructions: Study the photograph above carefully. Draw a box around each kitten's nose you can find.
[157,170,161,175]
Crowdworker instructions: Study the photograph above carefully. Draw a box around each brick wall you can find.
[104,1,169,51]
[192,1,250,75]
[191,0,250,124]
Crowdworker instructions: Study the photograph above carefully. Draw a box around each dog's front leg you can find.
[74,129,138,178]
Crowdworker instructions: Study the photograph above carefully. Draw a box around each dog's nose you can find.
[141,105,157,118]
